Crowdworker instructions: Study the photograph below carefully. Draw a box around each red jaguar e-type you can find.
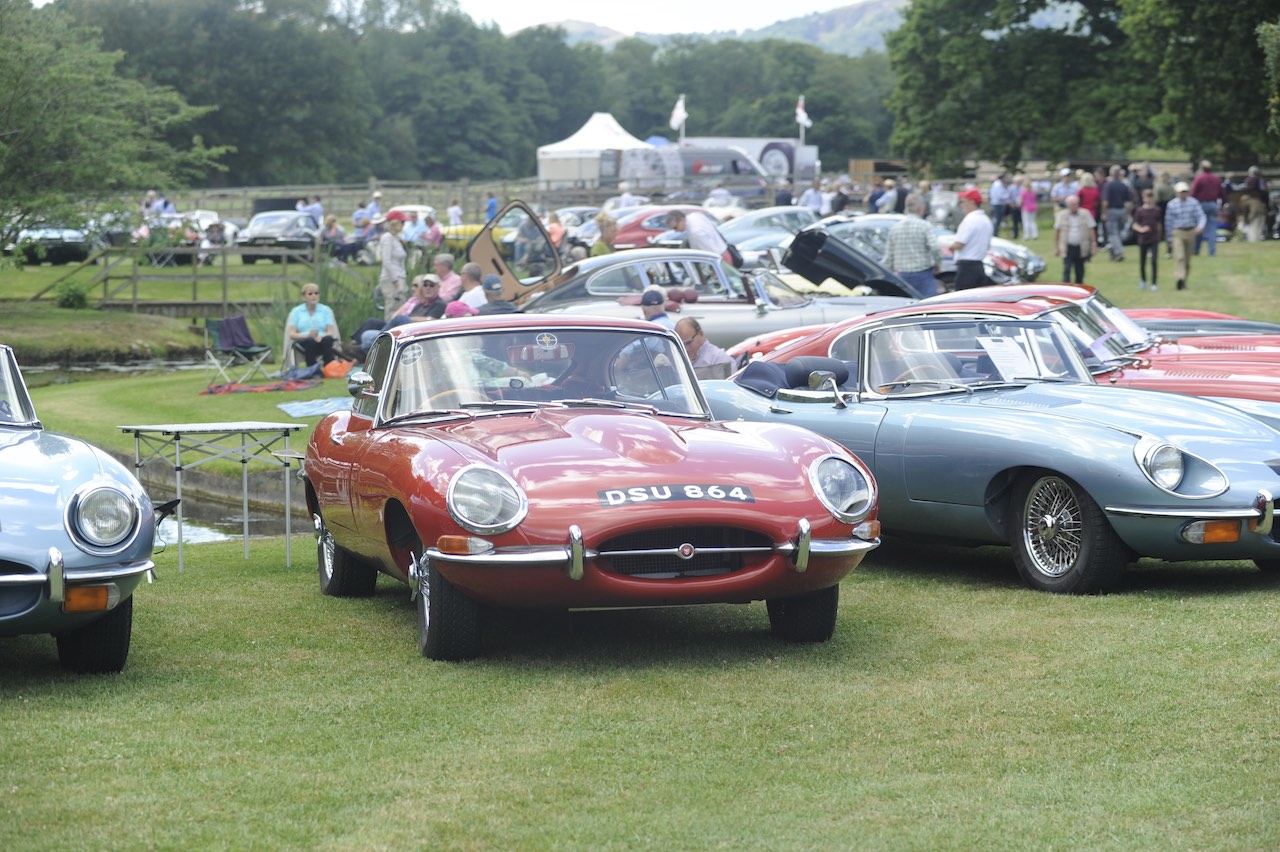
[302,314,880,659]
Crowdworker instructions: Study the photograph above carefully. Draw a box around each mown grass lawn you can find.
[2,538,1278,848]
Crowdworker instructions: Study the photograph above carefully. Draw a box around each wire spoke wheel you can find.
[1021,476,1084,577]
[1009,472,1128,594]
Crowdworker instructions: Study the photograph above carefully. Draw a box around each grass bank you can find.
[3,539,1277,848]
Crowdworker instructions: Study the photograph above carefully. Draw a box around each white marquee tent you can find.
[536,113,653,189]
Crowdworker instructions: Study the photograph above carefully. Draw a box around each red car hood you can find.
[429,408,851,536]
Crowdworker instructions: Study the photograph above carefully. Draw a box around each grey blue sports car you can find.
[700,316,1280,594]
[0,344,157,671]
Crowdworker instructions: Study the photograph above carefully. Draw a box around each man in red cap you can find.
[950,188,993,290]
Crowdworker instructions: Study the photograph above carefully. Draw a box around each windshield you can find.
[1082,293,1154,349]
[0,347,38,426]
[862,319,1092,396]
[1046,305,1132,369]
[379,327,707,420]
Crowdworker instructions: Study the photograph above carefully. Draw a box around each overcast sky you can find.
[455,0,857,36]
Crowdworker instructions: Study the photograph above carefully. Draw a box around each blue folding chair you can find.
[204,315,272,386]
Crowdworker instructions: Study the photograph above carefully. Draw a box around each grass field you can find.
[3,538,1278,849]
[5,225,1280,848]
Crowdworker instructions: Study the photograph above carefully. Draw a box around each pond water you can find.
[156,498,312,545]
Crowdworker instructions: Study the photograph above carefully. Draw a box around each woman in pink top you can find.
[1020,180,1039,239]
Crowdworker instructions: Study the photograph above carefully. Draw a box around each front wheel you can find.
[416,553,482,660]
[1009,473,1127,594]
[766,584,838,642]
[317,512,377,597]
[55,596,133,673]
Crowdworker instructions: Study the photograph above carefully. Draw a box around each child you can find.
[1132,188,1163,291]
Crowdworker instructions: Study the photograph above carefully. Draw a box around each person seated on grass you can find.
[286,283,339,367]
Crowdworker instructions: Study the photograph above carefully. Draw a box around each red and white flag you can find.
[795,95,813,129]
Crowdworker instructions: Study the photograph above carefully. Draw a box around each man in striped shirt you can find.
[1164,182,1206,291]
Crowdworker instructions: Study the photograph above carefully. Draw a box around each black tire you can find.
[317,513,377,597]
[767,584,839,643]
[55,596,133,674]
[416,554,482,660]
[243,255,257,265]
[1009,473,1127,594]
[759,142,795,178]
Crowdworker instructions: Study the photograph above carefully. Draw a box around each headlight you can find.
[446,465,528,535]
[67,485,140,552]
[809,454,875,523]
[1141,443,1185,491]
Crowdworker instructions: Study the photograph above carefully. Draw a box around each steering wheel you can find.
[427,389,486,409]
[891,363,953,383]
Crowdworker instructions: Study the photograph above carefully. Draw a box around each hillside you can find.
[538,1,909,56]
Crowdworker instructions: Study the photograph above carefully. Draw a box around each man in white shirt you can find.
[457,263,489,310]
[950,189,993,290]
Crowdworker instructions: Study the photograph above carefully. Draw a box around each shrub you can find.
[54,280,89,309]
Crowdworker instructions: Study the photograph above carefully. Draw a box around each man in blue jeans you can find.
[1102,166,1133,262]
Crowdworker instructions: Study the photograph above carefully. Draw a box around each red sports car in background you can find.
[303,314,880,659]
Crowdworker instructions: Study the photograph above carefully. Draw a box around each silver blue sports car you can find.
[701,316,1280,593]
[0,344,157,672]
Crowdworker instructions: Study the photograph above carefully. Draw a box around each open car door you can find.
[465,201,563,307]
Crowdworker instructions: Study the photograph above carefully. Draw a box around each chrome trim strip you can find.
[808,537,880,558]
[425,546,598,568]
[602,546,775,558]
[1105,505,1259,519]
[63,560,156,583]
[0,557,152,590]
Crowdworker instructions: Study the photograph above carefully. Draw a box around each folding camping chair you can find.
[204,315,273,386]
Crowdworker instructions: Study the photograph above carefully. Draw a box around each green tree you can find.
[0,0,222,245]
[1120,0,1279,163]
[61,0,374,186]
[1263,19,1280,135]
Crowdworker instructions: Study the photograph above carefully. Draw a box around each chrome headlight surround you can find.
[446,464,529,536]
[1133,438,1227,498]
[808,454,875,524]
[65,483,142,555]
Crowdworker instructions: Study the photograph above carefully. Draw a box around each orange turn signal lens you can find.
[62,585,112,612]
[436,535,493,555]
[1182,520,1241,544]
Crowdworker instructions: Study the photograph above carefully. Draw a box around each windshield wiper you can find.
[878,379,973,393]
[381,408,473,426]
[460,400,559,410]
[561,398,658,413]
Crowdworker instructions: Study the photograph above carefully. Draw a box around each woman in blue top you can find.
[286,283,339,366]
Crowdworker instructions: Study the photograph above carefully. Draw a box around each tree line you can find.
[2,0,1277,246]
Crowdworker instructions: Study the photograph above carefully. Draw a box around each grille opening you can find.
[598,526,773,579]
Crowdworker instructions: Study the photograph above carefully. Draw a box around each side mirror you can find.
[807,370,848,409]
[347,371,377,399]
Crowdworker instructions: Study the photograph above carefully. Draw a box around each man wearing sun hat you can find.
[1164,181,1206,290]
[950,188,993,290]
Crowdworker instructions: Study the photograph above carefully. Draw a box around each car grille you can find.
[0,560,42,618]
[597,526,774,579]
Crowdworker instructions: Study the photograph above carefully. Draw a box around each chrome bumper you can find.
[0,547,155,603]
[1106,489,1274,534]
[426,520,880,581]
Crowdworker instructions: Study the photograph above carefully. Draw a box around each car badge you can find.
[677,543,696,560]
[535,332,559,350]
